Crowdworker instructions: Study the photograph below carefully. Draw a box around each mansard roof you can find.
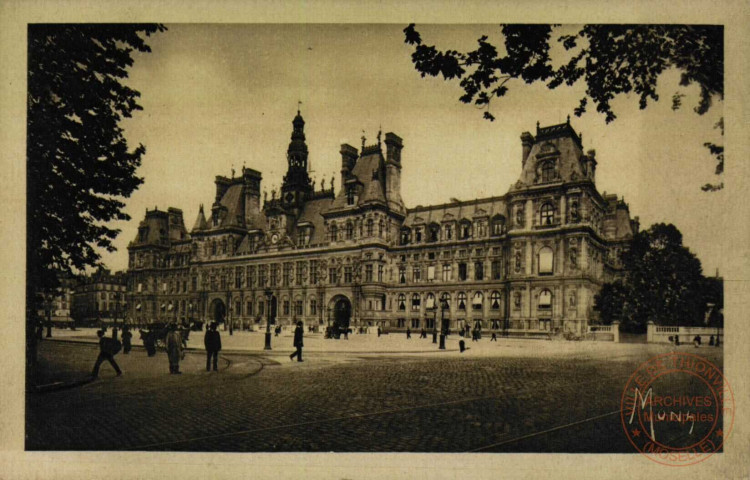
[403,196,508,227]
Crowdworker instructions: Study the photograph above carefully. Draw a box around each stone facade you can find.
[126,112,638,336]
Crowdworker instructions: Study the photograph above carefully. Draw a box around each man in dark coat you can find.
[92,329,122,378]
[204,322,222,372]
[406,326,411,339]
[289,321,304,362]
[121,325,133,354]
[166,323,183,374]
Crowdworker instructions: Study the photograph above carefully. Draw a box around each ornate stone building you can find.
[126,111,638,336]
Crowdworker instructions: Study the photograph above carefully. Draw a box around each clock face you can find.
[285,192,295,204]
[271,233,279,244]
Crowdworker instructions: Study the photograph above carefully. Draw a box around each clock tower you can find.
[280,108,314,212]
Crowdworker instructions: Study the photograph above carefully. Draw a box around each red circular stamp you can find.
[621,352,734,466]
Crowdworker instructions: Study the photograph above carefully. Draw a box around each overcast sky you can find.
[105,24,725,274]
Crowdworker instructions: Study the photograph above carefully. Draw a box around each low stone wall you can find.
[646,323,723,344]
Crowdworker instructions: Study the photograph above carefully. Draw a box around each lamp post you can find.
[264,288,273,350]
[439,299,448,350]
[432,308,438,344]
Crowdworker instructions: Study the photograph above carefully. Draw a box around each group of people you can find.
[91,321,224,378]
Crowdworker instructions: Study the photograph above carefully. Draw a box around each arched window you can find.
[472,292,484,310]
[539,246,554,275]
[366,219,374,236]
[428,223,440,242]
[457,292,467,310]
[541,161,555,182]
[330,223,338,242]
[411,293,421,311]
[440,292,451,309]
[539,289,552,309]
[490,291,501,310]
[540,203,555,226]
[397,294,406,311]
[400,228,411,245]
[346,222,354,240]
[425,293,436,310]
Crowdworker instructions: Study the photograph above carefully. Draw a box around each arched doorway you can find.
[332,296,352,333]
[209,298,226,324]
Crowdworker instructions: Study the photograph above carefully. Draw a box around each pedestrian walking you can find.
[377,325,381,337]
[141,328,157,356]
[91,329,122,378]
[406,326,411,339]
[693,335,702,348]
[121,325,133,354]
[290,320,304,362]
[204,322,221,371]
[709,335,715,346]
[420,328,426,339]
[491,332,497,341]
[166,323,183,374]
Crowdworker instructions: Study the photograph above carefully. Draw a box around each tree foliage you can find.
[594,223,712,329]
[26,24,164,377]
[404,24,724,188]
[27,24,164,293]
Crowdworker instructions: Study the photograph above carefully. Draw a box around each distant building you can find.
[127,112,638,335]
[71,268,127,325]
[36,275,77,326]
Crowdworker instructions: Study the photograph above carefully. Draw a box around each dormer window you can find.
[541,161,556,182]
[428,224,440,242]
[445,224,453,240]
[400,228,411,245]
[414,227,423,243]
[346,187,355,206]
[459,220,472,239]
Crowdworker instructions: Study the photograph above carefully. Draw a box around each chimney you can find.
[521,132,534,165]
[384,132,405,212]
[215,176,231,203]
[385,132,403,165]
[340,144,358,174]
[243,168,262,226]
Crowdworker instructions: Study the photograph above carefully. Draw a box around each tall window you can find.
[457,292,467,310]
[414,227,422,242]
[377,265,383,282]
[310,298,317,315]
[460,221,471,239]
[540,203,555,226]
[329,267,338,284]
[283,299,290,316]
[379,220,384,237]
[270,264,279,286]
[346,223,354,240]
[425,293,436,310]
[295,300,303,316]
[492,260,502,280]
[539,289,552,309]
[472,292,484,310]
[365,264,373,282]
[490,291,501,310]
[258,265,267,286]
[400,229,410,245]
[541,161,555,182]
[492,215,505,236]
[346,187,355,205]
[474,261,484,280]
[445,224,453,240]
[476,221,486,238]
[412,266,421,282]
[283,263,292,286]
[442,264,451,281]
[539,246,554,275]
[411,293,421,311]
[399,266,406,284]
[440,292,451,309]
[246,300,253,316]
[427,265,435,280]
[296,261,305,285]
[366,219,374,236]
[397,294,406,311]
[310,260,318,284]
[258,300,265,316]
[458,263,467,281]
[330,224,338,242]
[428,224,440,242]
[344,266,353,283]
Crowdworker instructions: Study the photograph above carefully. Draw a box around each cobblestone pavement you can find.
[26,340,724,453]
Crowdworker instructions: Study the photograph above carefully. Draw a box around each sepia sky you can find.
[106,23,726,274]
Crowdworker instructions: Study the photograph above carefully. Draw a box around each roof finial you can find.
[377,126,382,147]
[231,164,235,178]
[330,175,335,192]
[536,121,540,132]
[361,130,366,151]
[297,100,302,115]
[567,114,570,124]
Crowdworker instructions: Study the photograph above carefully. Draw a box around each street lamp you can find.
[432,308,438,344]
[439,299,448,350]
[264,288,273,350]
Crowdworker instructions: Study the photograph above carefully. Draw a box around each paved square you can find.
[26,334,724,453]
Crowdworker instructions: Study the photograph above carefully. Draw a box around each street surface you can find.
[26,330,724,453]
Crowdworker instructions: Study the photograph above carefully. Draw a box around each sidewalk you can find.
[45,326,675,359]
